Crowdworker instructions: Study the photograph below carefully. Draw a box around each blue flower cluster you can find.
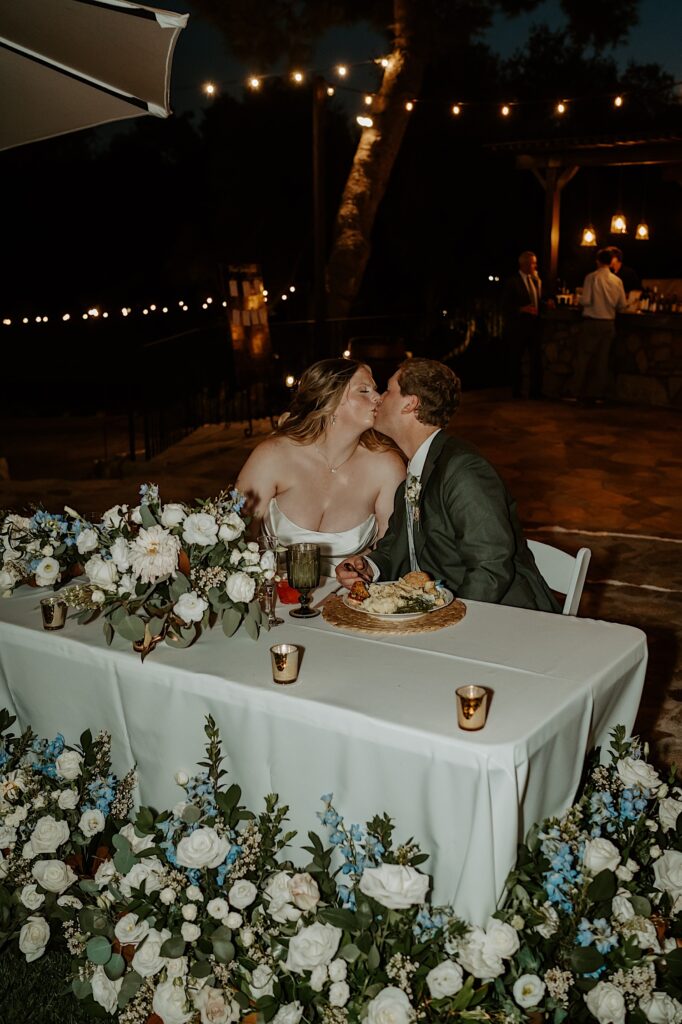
[413,906,448,940]
[318,794,385,910]
[139,483,159,506]
[156,770,240,882]
[541,832,583,913]
[229,489,246,513]
[28,510,81,548]
[31,733,65,777]
[588,787,650,838]
[83,774,116,814]
[576,916,619,955]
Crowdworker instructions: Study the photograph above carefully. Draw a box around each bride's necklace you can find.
[314,442,356,474]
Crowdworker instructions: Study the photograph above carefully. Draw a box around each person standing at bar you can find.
[501,250,543,399]
[575,248,627,404]
[609,247,641,297]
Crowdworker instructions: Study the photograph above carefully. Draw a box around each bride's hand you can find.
[336,557,371,588]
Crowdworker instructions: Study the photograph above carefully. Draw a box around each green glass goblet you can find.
[286,543,321,618]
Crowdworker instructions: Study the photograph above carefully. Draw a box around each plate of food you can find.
[343,571,453,621]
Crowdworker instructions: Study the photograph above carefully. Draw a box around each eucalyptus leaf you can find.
[212,937,236,964]
[160,935,186,958]
[118,970,143,1008]
[86,935,112,965]
[169,573,191,599]
[72,979,92,1000]
[243,613,259,641]
[105,953,126,980]
[222,608,242,637]
[140,504,157,529]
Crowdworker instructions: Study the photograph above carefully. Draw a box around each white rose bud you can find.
[310,964,328,991]
[76,528,98,554]
[181,921,201,942]
[91,589,106,605]
[186,885,203,902]
[329,982,350,1007]
[207,898,229,920]
[226,912,242,929]
[182,903,198,921]
[175,771,189,787]
[20,884,45,911]
[328,959,347,982]
[79,808,106,837]
[272,1003,304,1024]
[240,927,255,948]
[228,879,257,909]
[651,845,662,859]
[426,960,464,998]
[160,887,177,906]
[583,837,621,875]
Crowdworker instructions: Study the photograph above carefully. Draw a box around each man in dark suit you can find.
[336,358,559,612]
[501,250,544,399]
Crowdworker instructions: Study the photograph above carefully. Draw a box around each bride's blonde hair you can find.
[276,358,393,452]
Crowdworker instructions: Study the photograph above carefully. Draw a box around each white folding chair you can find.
[527,539,591,616]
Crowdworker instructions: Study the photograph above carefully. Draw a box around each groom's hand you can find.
[336,557,371,588]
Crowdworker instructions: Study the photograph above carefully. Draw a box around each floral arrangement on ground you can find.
[0,484,274,658]
[2,708,682,1024]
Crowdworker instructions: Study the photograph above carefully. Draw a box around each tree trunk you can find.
[325,0,425,319]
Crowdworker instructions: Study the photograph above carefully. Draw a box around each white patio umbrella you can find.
[0,0,188,152]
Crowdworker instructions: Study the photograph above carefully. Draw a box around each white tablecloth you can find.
[0,585,646,924]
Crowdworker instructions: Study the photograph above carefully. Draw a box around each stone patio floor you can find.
[1,392,680,763]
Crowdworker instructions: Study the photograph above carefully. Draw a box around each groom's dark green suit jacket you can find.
[371,431,560,612]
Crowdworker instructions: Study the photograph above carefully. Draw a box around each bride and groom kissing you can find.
[236,356,558,613]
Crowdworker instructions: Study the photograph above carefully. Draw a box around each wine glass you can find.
[259,532,284,627]
[286,543,321,618]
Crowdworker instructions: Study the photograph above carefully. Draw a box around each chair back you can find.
[527,539,591,616]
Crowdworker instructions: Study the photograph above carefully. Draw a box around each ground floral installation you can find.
[2,713,682,1024]
[0,483,274,658]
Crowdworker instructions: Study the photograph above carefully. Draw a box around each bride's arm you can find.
[373,452,407,539]
[235,439,281,536]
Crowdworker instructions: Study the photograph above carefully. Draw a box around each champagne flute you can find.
[286,543,321,618]
[259,531,284,627]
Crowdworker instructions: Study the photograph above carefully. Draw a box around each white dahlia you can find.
[128,525,180,583]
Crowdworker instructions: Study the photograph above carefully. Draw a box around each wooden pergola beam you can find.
[529,160,579,285]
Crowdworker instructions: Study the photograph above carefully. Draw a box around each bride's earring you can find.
[330,414,337,426]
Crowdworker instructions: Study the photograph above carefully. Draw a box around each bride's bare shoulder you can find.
[364,446,406,480]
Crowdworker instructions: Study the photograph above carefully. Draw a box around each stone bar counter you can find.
[541,307,682,407]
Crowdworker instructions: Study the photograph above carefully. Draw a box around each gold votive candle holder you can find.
[456,685,488,731]
[40,597,68,631]
[270,643,301,684]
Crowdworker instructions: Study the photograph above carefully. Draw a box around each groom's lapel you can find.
[413,431,448,559]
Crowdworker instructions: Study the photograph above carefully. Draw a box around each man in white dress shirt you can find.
[575,248,627,403]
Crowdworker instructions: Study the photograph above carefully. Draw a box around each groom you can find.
[336,358,559,611]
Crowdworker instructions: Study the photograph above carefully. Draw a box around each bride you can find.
[236,358,405,574]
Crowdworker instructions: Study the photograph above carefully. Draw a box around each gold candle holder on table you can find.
[40,597,68,630]
[270,643,302,684]
[456,685,488,731]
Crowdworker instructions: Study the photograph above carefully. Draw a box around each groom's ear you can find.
[401,393,420,415]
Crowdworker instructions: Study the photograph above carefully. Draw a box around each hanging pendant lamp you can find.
[580,225,597,246]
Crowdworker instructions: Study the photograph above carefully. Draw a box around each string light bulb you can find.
[451,104,462,116]
[62,314,70,321]
[380,57,390,68]
[2,319,10,326]
[356,115,373,128]
[405,100,414,112]
[556,101,567,115]
[203,82,216,97]
[635,221,650,240]
[326,86,335,96]
[335,65,348,78]
[580,225,597,246]
[291,71,304,84]
[501,104,511,117]
[614,94,624,108]
[610,212,627,234]
[247,76,261,90]
[285,374,296,387]
[364,94,373,106]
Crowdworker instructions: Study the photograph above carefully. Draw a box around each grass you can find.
[0,940,95,1024]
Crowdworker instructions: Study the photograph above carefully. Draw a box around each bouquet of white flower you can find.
[0,506,89,595]
[58,484,273,658]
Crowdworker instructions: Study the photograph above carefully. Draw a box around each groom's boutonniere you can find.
[405,474,421,524]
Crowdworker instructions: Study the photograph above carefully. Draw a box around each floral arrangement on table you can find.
[2,707,682,1024]
[1,484,274,657]
[0,506,89,594]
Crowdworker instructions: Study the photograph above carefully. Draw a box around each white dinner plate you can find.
[343,583,454,621]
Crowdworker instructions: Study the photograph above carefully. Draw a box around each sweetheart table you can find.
[0,583,646,925]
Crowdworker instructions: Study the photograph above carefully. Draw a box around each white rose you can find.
[193,986,239,1024]
[90,588,105,605]
[20,884,45,910]
[119,822,156,854]
[426,960,464,998]
[32,859,76,894]
[624,916,660,952]
[250,964,274,998]
[226,571,256,604]
[94,859,116,888]
[264,872,300,924]
[285,922,342,973]
[583,838,621,875]
[226,912,242,929]
[173,591,208,625]
[181,921,201,942]
[612,891,635,922]
[175,771,189,787]
[654,851,682,907]
[79,808,105,837]
[228,879,257,909]
[617,756,661,793]
[240,926,255,948]
[652,845,663,859]
[329,981,350,1007]
[182,903,198,921]
[132,927,171,977]
[359,863,429,909]
[35,557,60,586]
[290,872,320,911]
[56,787,79,810]
[167,956,188,979]
[640,991,682,1023]
[272,1003,303,1024]
[115,912,150,947]
[310,964,328,991]
[0,824,16,847]
[366,987,414,1024]
[102,504,128,529]
[28,815,70,855]
[161,504,187,528]
[585,981,626,1024]
[218,513,245,542]
[484,918,520,960]
[19,915,50,962]
[160,887,177,905]
[241,548,260,565]
[186,885,203,902]
[152,979,193,1024]
[91,965,123,1014]
[229,548,242,566]
[513,973,546,1009]
[119,856,165,897]
[109,536,132,572]
[329,958,347,983]
[659,798,682,833]
[84,554,119,592]
[76,528,98,554]
[41,544,54,556]
[176,827,229,870]
[183,513,219,547]
[207,898,229,920]
[455,927,504,979]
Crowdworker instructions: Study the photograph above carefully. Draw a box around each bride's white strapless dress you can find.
[264,498,377,576]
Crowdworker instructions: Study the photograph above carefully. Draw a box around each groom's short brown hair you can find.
[397,358,461,427]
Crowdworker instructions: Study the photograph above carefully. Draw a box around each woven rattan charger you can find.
[321,594,466,636]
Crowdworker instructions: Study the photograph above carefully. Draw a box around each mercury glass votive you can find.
[40,597,68,630]
[456,685,488,731]
[270,643,302,684]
